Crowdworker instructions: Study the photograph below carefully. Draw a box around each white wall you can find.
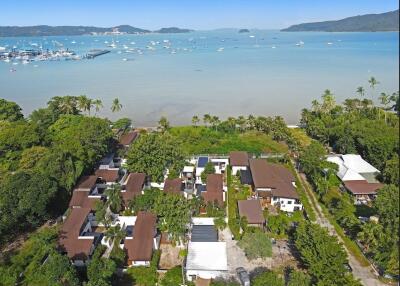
[271,197,303,213]
[232,166,247,176]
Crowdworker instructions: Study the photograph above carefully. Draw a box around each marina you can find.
[0,30,398,126]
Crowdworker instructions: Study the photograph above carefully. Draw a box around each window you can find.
[287,201,292,204]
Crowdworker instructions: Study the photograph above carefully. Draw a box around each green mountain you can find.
[282,10,399,32]
[0,25,150,37]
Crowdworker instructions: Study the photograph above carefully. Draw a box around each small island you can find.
[238,29,250,33]
[155,27,193,33]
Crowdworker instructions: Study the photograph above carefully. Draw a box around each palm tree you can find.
[247,114,255,130]
[77,95,93,115]
[311,99,320,113]
[93,99,103,116]
[237,115,246,132]
[368,76,380,101]
[105,184,122,213]
[104,224,126,247]
[211,116,220,131]
[321,89,336,113]
[379,92,391,123]
[59,96,77,114]
[158,116,170,133]
[111,98,122,113]
[356,86,365,98]
[203,114,211,127]
[191,115,200,127]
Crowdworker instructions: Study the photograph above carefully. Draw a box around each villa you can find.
[201,174,225,207]
[121,173,146,206]
[119,130,139,148]
[238,199,265,228]
[229,151,249,175]
[59,208,100,266]
[163,178,184,195]
[124,211,159,267]
[248,159,303,212]
[327,154,383,204]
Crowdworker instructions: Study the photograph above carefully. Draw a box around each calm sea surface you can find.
[0,30,398,125]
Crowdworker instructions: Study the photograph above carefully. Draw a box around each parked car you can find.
[236,267,250,286]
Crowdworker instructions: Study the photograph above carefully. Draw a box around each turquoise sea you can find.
[0,30,398,125]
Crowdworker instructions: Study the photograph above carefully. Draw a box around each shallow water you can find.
[0,30,398,125]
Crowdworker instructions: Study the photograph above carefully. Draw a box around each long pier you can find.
[86,49,110,59]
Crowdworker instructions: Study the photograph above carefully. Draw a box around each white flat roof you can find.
[342,154,379,174]
[186,242,228,271]
[183,166,195,173]
[192,217,215,225]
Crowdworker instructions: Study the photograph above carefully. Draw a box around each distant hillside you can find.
[0,25,148,37]
[282,10,399,32]
[238,29,250,33]
[155,27,193,33]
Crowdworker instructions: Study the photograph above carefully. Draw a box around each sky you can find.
[1,0,398,30]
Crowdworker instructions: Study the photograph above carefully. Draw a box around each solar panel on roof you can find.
[197,157,209,168]
[191,225,218,242]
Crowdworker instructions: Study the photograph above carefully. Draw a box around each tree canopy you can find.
[126,133,185,183]
[0,98,24,122]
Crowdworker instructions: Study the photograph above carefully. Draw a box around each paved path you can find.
[297,170,385,286]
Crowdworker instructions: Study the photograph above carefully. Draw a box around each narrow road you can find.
[296,169,385,286]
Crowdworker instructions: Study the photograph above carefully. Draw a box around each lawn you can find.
[169,126,288,155]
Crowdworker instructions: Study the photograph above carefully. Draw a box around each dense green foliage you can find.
[86,246,116,286]
[127,250,160,286]
[0,227,79,286]
[201,161,216,182]
[0,99,24,122]
[0,98,113,246]
[0,172,58,241]
[295,222,361,285]
[169,125,288,155]
[160,266,184,286]
[301,91,398,172]
[357,185,399,274]
[238,231,272,259]
[126,133,185,182]
[299,87,399,275]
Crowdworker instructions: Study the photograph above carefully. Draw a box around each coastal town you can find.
[0,2,399,286]
[1,85,398,285]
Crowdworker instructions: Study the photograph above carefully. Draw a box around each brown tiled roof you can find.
[69,191,99,210]
[164,178,183,194]
[344,180,383,195]
[202,174,224,206]
[249,159,298,199]
[119,131,138,146]
[125,211,156,262]
[238,200,265,224]
[75,175,98,191]
[59,208,93,260]
[229,151,249,166]
[95,169,120,183]
[206,174,223,193]
[121,173,146,204]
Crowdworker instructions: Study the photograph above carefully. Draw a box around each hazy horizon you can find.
[1,0,398,30]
